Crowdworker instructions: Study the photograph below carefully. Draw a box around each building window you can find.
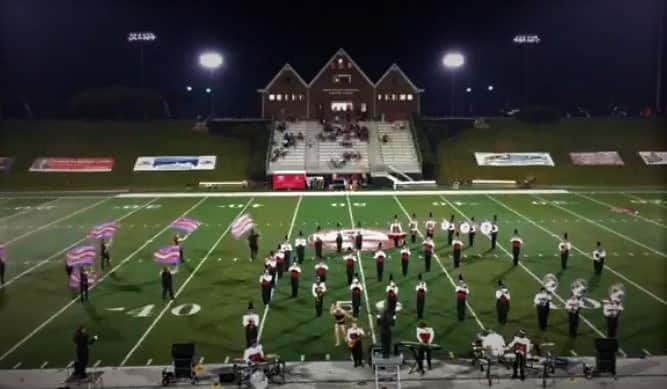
[284,94,289,101]
[407,94,414,101]
[361,103,367,112]
[384,94,389,101]
[391,94,397,101]
[400,94,406,101]
[377,94,383,101]
[269,94,275,101]
[276,94,282,101]
[291,94,296,101]
[298,94,304,101]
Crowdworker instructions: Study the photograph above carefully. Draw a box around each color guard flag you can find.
[171,217,201,233]
[0,244,5,259]
[88,221,118,239]
[231,214,254,239]
[66,245,96,267]
[154,245,181,265]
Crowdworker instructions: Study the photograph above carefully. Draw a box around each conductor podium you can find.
[594,338,618,377]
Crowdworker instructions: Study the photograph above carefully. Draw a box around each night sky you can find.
[1,0,664,117]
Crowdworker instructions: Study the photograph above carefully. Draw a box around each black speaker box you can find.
[172,343,195,360]
[595,338,618,353]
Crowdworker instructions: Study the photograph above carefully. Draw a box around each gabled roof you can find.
[258,63,308,92]
[308,48,375,88]
[375,64,424,93]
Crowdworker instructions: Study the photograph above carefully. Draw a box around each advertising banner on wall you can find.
[29,158,114,172]
[570,152,624,166]
[133,156,217,171]
[272,172,307,190]
[474,152,555,167]
[638,151,667,165]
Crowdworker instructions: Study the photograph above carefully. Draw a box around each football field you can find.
[0,190,665,369]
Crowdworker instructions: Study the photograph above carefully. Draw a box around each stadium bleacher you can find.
[375,121,422,174]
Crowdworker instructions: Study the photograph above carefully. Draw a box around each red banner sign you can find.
[272,173,306,190]
[29,158,115,172]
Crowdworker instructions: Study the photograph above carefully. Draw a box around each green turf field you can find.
[0,190,665,369]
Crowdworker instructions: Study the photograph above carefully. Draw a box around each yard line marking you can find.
[570,350,578,357]
[93,360,101,368]
[224,356,229,364]
[0,198,61,223]
[575,192,667,229]
[488,196,666,305]
[12,362,21,369]
[0,197,209,363]
[441,196,607,338]
[66,361,74,368]
[325,353,330,361]
[39,361,48,368]
[256,195,303,343]
[622,193,667,210]
[0,198,160,290]
[146,359,152,366]
[3,197,111,246]
[346,192,378,344]
[300,354,305,362]
[120,199,253,366]
[396,195,486,330]
[642,349,652,356]
[534,195,667,258]
[618,349,627,357]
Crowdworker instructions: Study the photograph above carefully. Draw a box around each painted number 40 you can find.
[122,303,201,318]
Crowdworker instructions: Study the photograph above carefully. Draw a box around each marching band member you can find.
[312,277,327,317]
[354,222,363,251]
[400,245,411,277]
[79,268,89,302]
[100,238,111,271]
[510,229,523,266]
[452,232,464,268]
[490,215,499,250]
[593,241,606,275]
[495,280,510,325]
[295,231,307,264]
[314,226,323,260]
[336,223,343,253]
[242,302,260,347]
[386,275,399,315]
[422,236,434,272]
[416,273,427,320]
[455,275,469,321]
[343,247,356,285]
[259,268,273,305]
[390,215,403,248]
[507,329,531,381]
[281,235,293,265]
[265,251,277,287]
[350,274,363,318]
[409,213,419,244]
[314,259,328,283]
[416,322,435,373]
[425,212,436,239]
[374,243,386,281]
[534,287,551,331]
[468,217,477,247]
[565,292,581,337]
[243,341,265,365]
[274,245,285,280]
[603,298,623,338]
[559,233,571,270]
[447,215,455,246]
[347,322,365,367]
[173,233,184,262]
[330,303,352,346]
[247,229,260,262]
[288,261,301,298]
[161,266,175,301]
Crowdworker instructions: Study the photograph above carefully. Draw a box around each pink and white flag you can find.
[170,217,201,233]
[66,245,96,267]
[231,214,255,239]
[154,245,182,265]
[88,221,118,239]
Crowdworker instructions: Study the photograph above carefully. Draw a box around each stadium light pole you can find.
[199,52,224,116]
[127,32,157,88]
[443,52,465,115]
[513,34,540,107]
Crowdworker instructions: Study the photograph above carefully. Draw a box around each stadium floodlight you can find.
[186,86,193,92]
[466,87,472,93]
[205,88,212,93]
[513,34,540,44]
[199,52,223,70]
[127,31,157,42]
[488,85,494,91]
[443,52,465,68]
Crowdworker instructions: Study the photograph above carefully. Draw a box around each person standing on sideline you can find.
[495,280,510,325]
[565,292,581,337]
[79,268,89,302]
[416,274,428,320]
[344,247,356,285]
[312,277,327,317]
[534,287,551,331]
[468,217,477,247]
[295,231,307,264]
[593,241,606,275]
[603,298,623,338]
[248,228,260,262]
[508,330,531,381]
[490,215,499,250]
[452,232,463,268]
[374,243,386,281]
[161,267,175,300]
[242,302,260,347]
[72,325,97,378]
[335,223,344,253]
[259,268,273,305]
[510,229,523,266]
[288,261,301,298]
[455,275,469,321]
[559,233,571,269]
[346,322,365,367]
[416,322,435,374]
[422,236,434,272]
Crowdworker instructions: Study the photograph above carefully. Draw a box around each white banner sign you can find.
[638,151,667,165]
[133,156,217,171]
[474,152,555,167]
[570,152,624,166]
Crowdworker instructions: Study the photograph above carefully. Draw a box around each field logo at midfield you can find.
[308,228,396,251]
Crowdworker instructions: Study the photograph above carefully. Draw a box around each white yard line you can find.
[3,198,111,246]
[394,195,486,330]
[440,196,607,339]
[257,195,302,342]
[533,195,667,258]
[346,192,377,344]
[0,198,160,290]
[0,198,62,223]
[622,193,667,210]
[488,195,666,306]
[0,197,209,363]
[120,199,253,366]
[575,192,666,229]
